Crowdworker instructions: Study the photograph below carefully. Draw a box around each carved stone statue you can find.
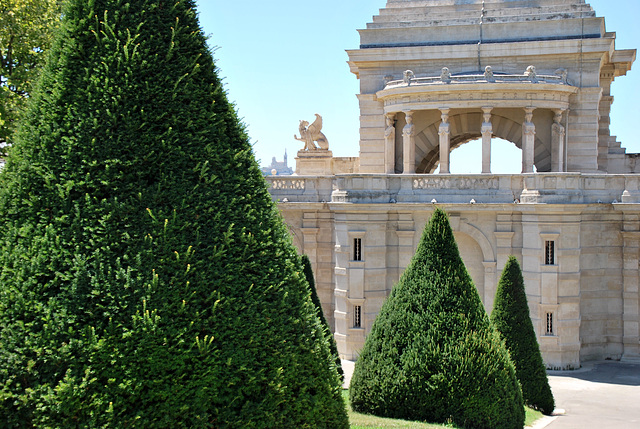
[484,65,495,82]
[525,65,538,83]
[403,70,414,85]
[294,114,329,151]
[555,68,568,84]
[440,67,451,83]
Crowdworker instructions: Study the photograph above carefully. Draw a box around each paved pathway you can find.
[342,360,640,428]
[542,361,640,429]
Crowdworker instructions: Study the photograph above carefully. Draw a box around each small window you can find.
[354,305,362,328]
[545,312,554,336]
[353,238,362,261]
[545,240,555,265]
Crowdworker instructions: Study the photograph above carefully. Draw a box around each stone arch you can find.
[287,226,303,253]
[452,220,497,308]
[459,221,495,263]
[413,109,554,174]
[454,232,486,303]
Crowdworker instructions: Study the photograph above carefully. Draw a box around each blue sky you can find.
[196,1,639,173]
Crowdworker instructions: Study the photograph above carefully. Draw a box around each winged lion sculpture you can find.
[294,114,329,151]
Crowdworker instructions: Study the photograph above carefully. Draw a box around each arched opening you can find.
[433,138,525,174]
[402,108,554,174]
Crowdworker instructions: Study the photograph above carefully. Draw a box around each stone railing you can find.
[265,176,334,203]
[270,178,305,190]
[332,174,521,204]
[384,66,569,90]
[267,173,640,205]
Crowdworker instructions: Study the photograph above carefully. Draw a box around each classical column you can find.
[481,107,493,174]
[402,111,415,174]
[522,107,536,173]
[439,108,451,174]
[384,113,396,174]
[551,109,566,172]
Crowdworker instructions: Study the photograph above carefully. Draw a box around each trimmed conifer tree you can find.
[491,256,555,415]
[0,1,348,427]
[301,254,344,382]
[349,208,524,429]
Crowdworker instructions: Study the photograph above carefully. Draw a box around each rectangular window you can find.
[546,312,554,336]
[545,240,555,265]
[354,305,362,328]
[353,238,362,261]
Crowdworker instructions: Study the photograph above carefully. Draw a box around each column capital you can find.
[553,109,565,123]
[439,108,450,123]
[524,107,535,123]
[403,112,415,137]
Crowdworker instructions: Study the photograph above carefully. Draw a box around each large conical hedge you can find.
[491,256,555,415]
[301,254,344,382]
[0,1,347,427]
[349,208,524,429]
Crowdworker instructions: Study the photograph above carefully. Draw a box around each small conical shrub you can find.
[491,256,555,415]
[0,1,347,427]
[301,254,344,382]
[349,208,524,429]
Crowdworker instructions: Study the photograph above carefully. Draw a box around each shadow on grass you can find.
[342,390,543,429]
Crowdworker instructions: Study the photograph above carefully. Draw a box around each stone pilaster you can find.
[358,94,386,173]
[566,87,602,173]
[483,261,497,313]
[621,223,640,360]
[439,108,451,174]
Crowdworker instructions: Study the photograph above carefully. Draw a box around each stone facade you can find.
[267,0,639,369]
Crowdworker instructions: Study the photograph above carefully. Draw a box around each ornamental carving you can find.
[271,179,306,190]
[413,177,500,190]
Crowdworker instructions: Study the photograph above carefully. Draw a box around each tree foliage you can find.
[491,256,555,415]
[0,0,62,144]
[301,254,344,382]
[349,208,524,429]
[0,0,348,427]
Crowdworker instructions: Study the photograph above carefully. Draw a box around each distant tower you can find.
[260,149,293,176]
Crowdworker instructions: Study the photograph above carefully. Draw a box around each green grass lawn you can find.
[343,390,544,428]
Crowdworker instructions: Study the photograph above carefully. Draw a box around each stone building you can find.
[267,0,638,369]
[261,150,293,176]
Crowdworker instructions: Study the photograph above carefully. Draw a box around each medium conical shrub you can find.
[491,256,555,415]
[349,208,524,429]
[0,1,347,427]
[301,254,344,382]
